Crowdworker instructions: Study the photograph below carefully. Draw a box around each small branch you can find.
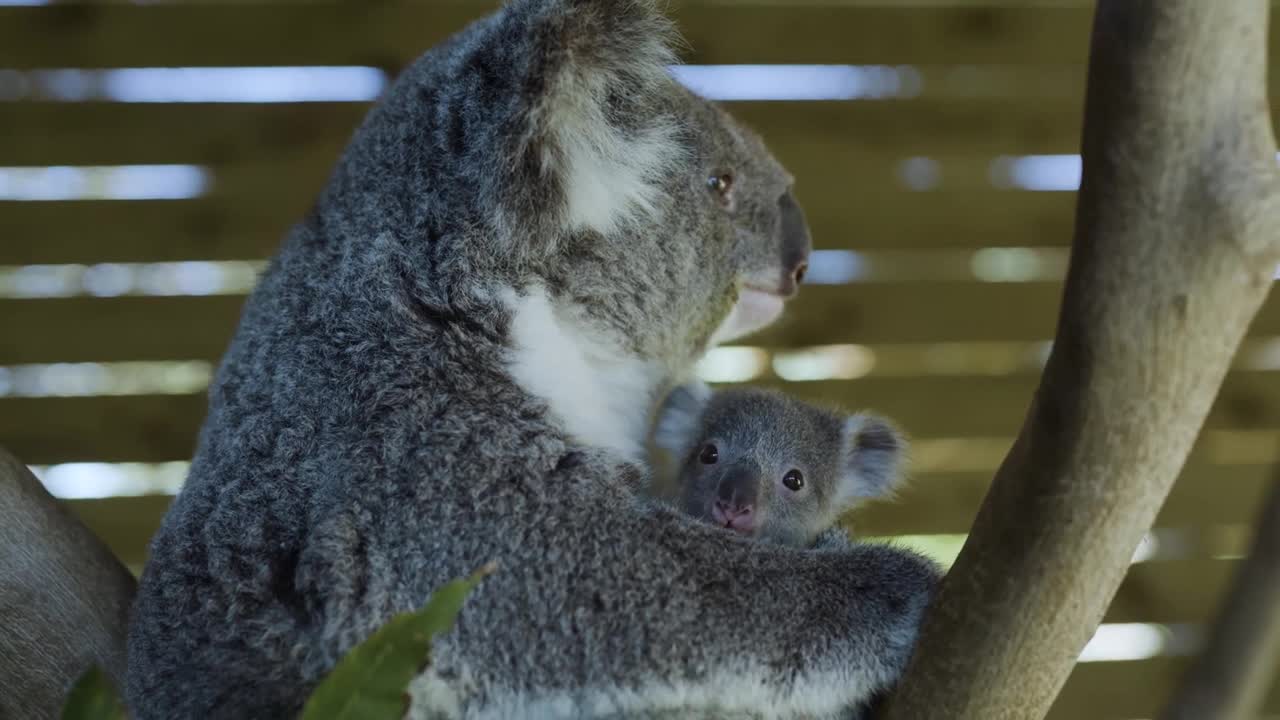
[879,1,1280,718]
[1159,471,1280,720]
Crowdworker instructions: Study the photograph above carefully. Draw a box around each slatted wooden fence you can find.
[1,2,1277,717]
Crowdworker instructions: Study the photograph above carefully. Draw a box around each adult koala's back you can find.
[125,2,940,717]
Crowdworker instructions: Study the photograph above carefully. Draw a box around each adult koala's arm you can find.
[124,1,940,718]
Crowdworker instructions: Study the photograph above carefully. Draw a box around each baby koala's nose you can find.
[712,499,754,531]
[713,460,761,531]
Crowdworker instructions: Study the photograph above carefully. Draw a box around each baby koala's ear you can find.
[653,381,713,460]
[835,413,908,508]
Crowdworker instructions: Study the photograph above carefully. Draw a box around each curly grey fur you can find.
[125,2,940,718]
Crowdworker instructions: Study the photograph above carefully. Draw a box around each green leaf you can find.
[61,666,126,720]
[299,562,496,720]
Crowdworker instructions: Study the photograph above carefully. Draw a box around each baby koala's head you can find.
[653,382,906,547]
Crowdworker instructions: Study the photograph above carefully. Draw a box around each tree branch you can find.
[1159,469,1280,720]
[879,2,1280,718]
[0,446,136,717]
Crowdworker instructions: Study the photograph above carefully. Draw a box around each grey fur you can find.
[654,383,907,548]
[124,2,940,718]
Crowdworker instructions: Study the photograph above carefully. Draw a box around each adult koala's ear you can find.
[653,381,713,461]
[479,0,685,248]
[834,414,908,510]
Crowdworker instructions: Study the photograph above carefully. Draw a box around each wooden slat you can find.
[0,4,1096,69]
[5,284,1280,363]
[0,200,293,264]
[787,372,1280,438]
[8,371,1280,463]
[801,190,1078,251]
[761,282,1280,345]
[0,189,1081,266]
[852,463,1277,537]
[0,393,208,464]
[1050,658,1280,719]
[0,101,365,167]
[0,295,246,364]
[0,99,1087,166]
[765,282,1060,344]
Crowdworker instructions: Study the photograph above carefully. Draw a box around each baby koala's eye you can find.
[782,469,804,492]
[698,443,719,465]
[706,173,733,197]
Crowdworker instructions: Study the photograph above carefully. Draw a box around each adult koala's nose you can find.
[777,191,812,296]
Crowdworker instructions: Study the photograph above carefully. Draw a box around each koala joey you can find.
[654,382,906,547]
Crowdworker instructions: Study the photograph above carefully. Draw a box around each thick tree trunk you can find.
[1159,474,1280,720]
[879,2,1280,719]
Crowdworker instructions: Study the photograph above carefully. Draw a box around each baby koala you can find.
[653,381,906,547]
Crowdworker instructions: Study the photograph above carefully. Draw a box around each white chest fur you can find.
[503,286,662,462]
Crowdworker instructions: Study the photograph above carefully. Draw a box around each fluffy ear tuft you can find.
[833,414,908,509]
[652,381,713,461]
[500,0,685,238]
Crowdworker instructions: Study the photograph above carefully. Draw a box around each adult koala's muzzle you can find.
[777,191,812,296]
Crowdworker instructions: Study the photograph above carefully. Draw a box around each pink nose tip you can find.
[712,500,753,531]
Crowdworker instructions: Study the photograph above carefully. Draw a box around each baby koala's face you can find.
[653,383,905,547]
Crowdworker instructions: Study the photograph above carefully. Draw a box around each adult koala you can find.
[126,1,940,717]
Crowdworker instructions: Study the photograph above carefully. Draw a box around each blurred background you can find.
[1,2,1277,717]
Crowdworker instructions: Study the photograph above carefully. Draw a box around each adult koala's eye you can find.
[782,469,804,492]
[698,443,719,464]
[706,173,734,197]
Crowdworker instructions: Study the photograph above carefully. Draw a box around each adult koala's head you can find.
[676,100,813,350]
[330,0,810,389]
[485,0,812,366]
